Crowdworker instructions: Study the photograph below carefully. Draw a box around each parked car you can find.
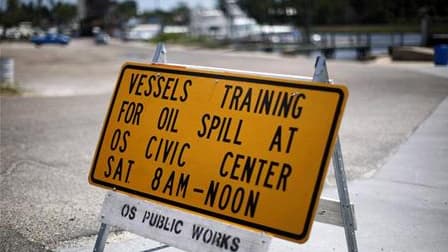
[31,33,71,46]
[95,32,110,45]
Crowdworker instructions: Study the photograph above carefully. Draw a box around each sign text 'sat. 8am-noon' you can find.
[89,62,348,243]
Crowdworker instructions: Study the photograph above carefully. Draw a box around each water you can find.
[299,33,422,60]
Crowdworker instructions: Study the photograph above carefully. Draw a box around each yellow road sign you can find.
[89,62,348,243]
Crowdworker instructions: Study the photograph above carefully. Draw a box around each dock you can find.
[233,32,422,60]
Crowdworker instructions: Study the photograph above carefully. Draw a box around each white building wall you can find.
[190,9,229,39]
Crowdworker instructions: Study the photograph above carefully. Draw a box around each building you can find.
[225,0,259,39]
[189,0,259,40]
[125,24,161,40]
[190,9,229,39]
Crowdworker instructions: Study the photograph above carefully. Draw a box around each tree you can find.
[139,3,190,26]
[238,0,277,25]
[115,0,137,20]
[0,0,77,29]
[1,0,24,28]
[171,3,190,25]
[52,2,77,26]
[235,0,448,26]
[108,0,137,27]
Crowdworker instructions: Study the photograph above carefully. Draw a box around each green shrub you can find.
[150,34,227,48]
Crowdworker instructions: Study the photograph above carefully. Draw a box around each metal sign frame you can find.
[92,43,358,252]
[313,56,358,252]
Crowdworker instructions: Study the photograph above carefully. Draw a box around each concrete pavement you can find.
[54,96,448,252]
[302,96,448,251]
[1,40,448,251]
[351,96,448,251]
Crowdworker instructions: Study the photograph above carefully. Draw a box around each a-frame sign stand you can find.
[93,43,358,252]
[92,43,168,252]
[313,56,358,252]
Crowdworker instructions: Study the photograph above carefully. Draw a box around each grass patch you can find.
[0,83,22,96]
[150,33,228,48]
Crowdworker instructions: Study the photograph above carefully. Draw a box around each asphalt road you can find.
[1,39,448,251]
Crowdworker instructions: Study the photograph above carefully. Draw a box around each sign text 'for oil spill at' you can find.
[89,62,348,243]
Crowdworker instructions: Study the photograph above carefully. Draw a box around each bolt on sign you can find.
[89,62,348,243]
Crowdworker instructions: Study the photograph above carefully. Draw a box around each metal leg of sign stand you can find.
[152,42,167,63]
[92,44,169,252]
[141,244,170,252]
[145,42,170,252]
[93,223,110,252]
[312,56,358,252]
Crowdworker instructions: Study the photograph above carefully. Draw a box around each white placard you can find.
[100,192,271,252]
